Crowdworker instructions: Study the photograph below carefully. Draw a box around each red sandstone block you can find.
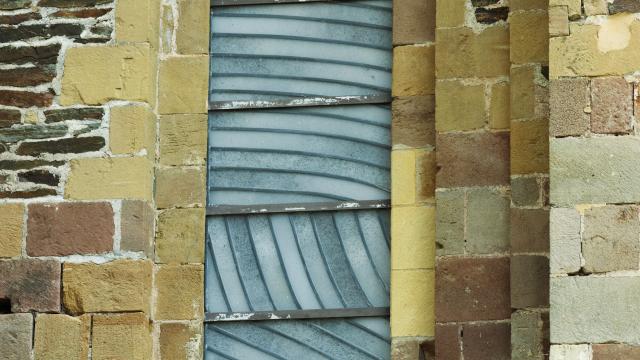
[27,202,114,256]
[591,77,633,134]
[462,322,511,360]
[593,344,640,359]
[0,259,61,312]
[435,324,461,360]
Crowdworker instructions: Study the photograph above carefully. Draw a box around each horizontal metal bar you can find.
[209,94,391,111]
[212,0,339,7]
[206,200,390,216]
[205,307,390,322]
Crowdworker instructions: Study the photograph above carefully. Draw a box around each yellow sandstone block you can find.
[115,0,161,48]
[158,56,209,114]
[391,269,435,337]
[155,208,205,264]
[92,313,152,360]
[34,314,90,360]
[392,45,435,97]
[109,105,156,156]
[436,81,486,131]
[155,264,204,320]
[0,203,23,258]
[176,0,210,54]
[159,114,207,166]
[391,150,416,206]
[391,206,435,270]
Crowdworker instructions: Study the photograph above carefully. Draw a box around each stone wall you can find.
[0,0,208,358]
[549,0,640,358]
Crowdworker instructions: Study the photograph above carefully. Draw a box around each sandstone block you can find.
[155,264,204,320]
[391,96,435,148]
[463,322,511,360]
[158,56,209,114]
[0,259,60,312]
[392,45,435,97]
[176,0,210,54]
[109,105,156,155]
[115,0,160,48]
[159,114,208,166]
[510,10,549,64]
[549,6,570,37]
[0,203,23,258]
[550,208,582,274]
[511,176,541,207]
[156,208,205,264]
[435,324,461,360]
[490,81,510,129]
[120,200,154,255]
[550,345,591,360]
[391,206,435,270]
[591,77,633,134]
[391,269,434,337]
[155,166,206,209]
[511,118,549,175]
[92,313,152,360]
[391,150,416,205]
[466,188,510,254]
[435,81,486,131]
[159,322,203,360]
[416,149,436,202]
[435,189,464,256]
[593,344,640,359]
[435,0,465,28]
[549,78,590,136]
[511,255,549,308]
[512,311,548,360]
[34,314,90,360]
[0,314,32,360]
[511,208,550,253]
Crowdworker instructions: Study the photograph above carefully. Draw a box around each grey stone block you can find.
[550,208,581,274]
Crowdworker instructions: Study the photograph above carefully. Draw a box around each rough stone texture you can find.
[52,8,111,18]
[435,81,486,131]
[592,344,640,359]
[159,114,207,166]
[0,314,32,360]
[92,313,152,360]
[416,149,436,202]
[34,314,90,360]
[510,10,549,65]
[609,0,640,14]
[393,0,434,44]
[27,202,114,256]
[392,96,435,148]
[511,64,547,121]
[550,345,591,360]
[436,257,510,322]
[549,6,570,37]
[0,24,84,42]
[392,150,416,205]
[435,0,464,27]
[583,0,607,15]
[176,0,209,54]
[115,0,160,47]
[549,78,590,136]
[550,137,640,205]
[155,264,204,320]
[392,206,435,270]
[590,77,633,134]
[18,169,60,186]
[490,81,510,129]
[62,260,152,314]
[436,26,510,79]
[463,322,511,360]
[0,203,23,258]
[549,0,584,19]
[391,269,434,337]
[0,11,42,25]
[435,189,464,256]
[65,157,154,200]
[550,208,581,274]
[43,107,103,123]
[0,66,56,86]
[511,118,549,175]
[159,322,203,360]
[0,109,21,128]
[392,45,435,97]
[158,56,208,114]
[512,176,542,207]
[120,200,154,255]
[0,43,60,64]
[39,0,112,7]
[60,44,154,105]
[437,132,510,187]
[155,166,206,209]
[16,136,105,155]
[435,324,461,360]
[511,255,549,308]
[0,89,53,107]
[582,205,640,273]
[0,259,61,312]
[109,105,156,155]
[512,311,548,360]
[511,208,550,253]
[475,7,509,24]
[551,276,640,344]
[466,188,510,254]
[155,208,205,264]
[391,337,434,360]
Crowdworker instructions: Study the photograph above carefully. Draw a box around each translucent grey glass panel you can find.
[205,210,390,313]
[208,105,391,206]
[209,0,392,102]
[206,317,390,360]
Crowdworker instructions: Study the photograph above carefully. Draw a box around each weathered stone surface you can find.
[391,337,434,360]
[392,206,435,270]
[392,150,416,205]
[0,24,84,42]
[0,123,68,144]
[0,203,23,258]
[511,64,547,121]
[60,44,154,105]
[435,324,461,360]
[16,136,105,155]
[393,0,435,44]
[549,78,590,136]
[110,105,155,155]
[609,0,640,14]
[593,344,640,359]
[0,188,58,198]
[155,264,204,320]
[0,109,20,128]
[436,26,510,79]
[159,322,203,360]
[391,269,434,337]
[34,314,90,360]
[584,0,608,15]
[583,205,640,273]
[467,188,510,254]
[44,107,103,123]
[155,166,206,208]
[66,157,154,200]
[52,8,111,18]
[0,44,60,65]
[27,202,114,256]
[39,0,112,7]
[0,259,61,312]
[121,200,154,255]
[511,118,549,175]
[0,159,64,170]
[550,0,583,19]
[550,137,640,205]
[115,0,160,47]
[0,66,55,87]
[435,189,464,256]
[511,208,550,253]
[176,0,209,54]
[512,176,541,207]
[18,169,60,186]
[158,55,208,114]
[550,208,581,274]
[511,255,549,308]
[416,149,436,202]
[591,77,633,134]
[437,132,510,187]
[0,314,32,360]
[436,81,486,131]
[392,45,435,97]
[92,313,152,360]
[63,260,152,314]
[550,345,591,360]
[0,89,53,107]
[512,311,548,360]
[436,257,510,322]
[156,208,205,264]
[511,0,549,10]
[475,7,509,24]
[436,0,465,27]
[0,12,41,25]
[463,322,511,360]
[159,114,207,165]
[510,10,548,64]
[0,0,30,9]
[490,81,510,129]
[551,276,640,344]
[549,6,570,37]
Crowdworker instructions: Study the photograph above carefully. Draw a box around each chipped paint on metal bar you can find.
[205,307,391,322]
[206,200,390,216]
[209,95,392,111]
